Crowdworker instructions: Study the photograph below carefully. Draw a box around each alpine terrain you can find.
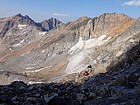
[1,13,140,104]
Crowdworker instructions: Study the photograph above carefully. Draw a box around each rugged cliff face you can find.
[40,18,63,31]
[0,13,139,84]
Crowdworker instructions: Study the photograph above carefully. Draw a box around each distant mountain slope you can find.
[0,14,48,61]
[0,13,45,38]
[0,13,139,85]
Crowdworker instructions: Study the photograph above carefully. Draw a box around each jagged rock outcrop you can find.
[1,60,140,104]
[0,13,45,38]
[90,13,135,36]
[65,13,135,39]
[40,18,63,31]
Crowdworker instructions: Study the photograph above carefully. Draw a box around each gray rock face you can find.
[41,18,63,31]
[0,14,45,38]
[90,13,134,36]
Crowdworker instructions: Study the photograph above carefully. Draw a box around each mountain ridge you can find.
[0,12,139,85]
[40,18,63,31]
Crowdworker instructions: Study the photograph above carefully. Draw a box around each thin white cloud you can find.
[52,13,69,17]
[123,0,140,6]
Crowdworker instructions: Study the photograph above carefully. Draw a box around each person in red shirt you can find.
[83,70,89,76]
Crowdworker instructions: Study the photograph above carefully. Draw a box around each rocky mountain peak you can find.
[65,16,91,31]
[47,17,61,23]
[76,16,90,21]
[0,14,46,38]
[63,13,135,39]
[40,18,63,31]
[14,13,22,17]
[12,13,29,20]
[100,12,126,17]
[87,13,136,37]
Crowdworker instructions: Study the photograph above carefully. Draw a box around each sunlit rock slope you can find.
[0,13,139,84]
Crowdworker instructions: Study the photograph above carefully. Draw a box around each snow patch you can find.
[12,43,22,47]
[65,52,87,74]
[26,69,42,73]
[129,39,135,43]
[41,50,46,53]
[23,32,26,34]
[28,81,43,84]
[68,37,84,54]
[69,35,111,54]
[25,68,44,74]
[65,52,97,75]
[18,24,27,29]
[12,39,26,47]
[84,35,106,49]
[25,67,35,70]
[20,54,26,56]
[66,35,112,75]
[39,32,47,36]
[88,19,92,23]
[65,49,94,75]
[52,54,57,57]
[9,48,13,51]
[25,66,51,73]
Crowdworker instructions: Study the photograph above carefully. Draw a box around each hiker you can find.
[87,65,94,75]
[87,65,92,70]
[83,65,94,77]
[83,70,89,76]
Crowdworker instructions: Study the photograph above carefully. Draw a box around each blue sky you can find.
[0,0,140,23]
